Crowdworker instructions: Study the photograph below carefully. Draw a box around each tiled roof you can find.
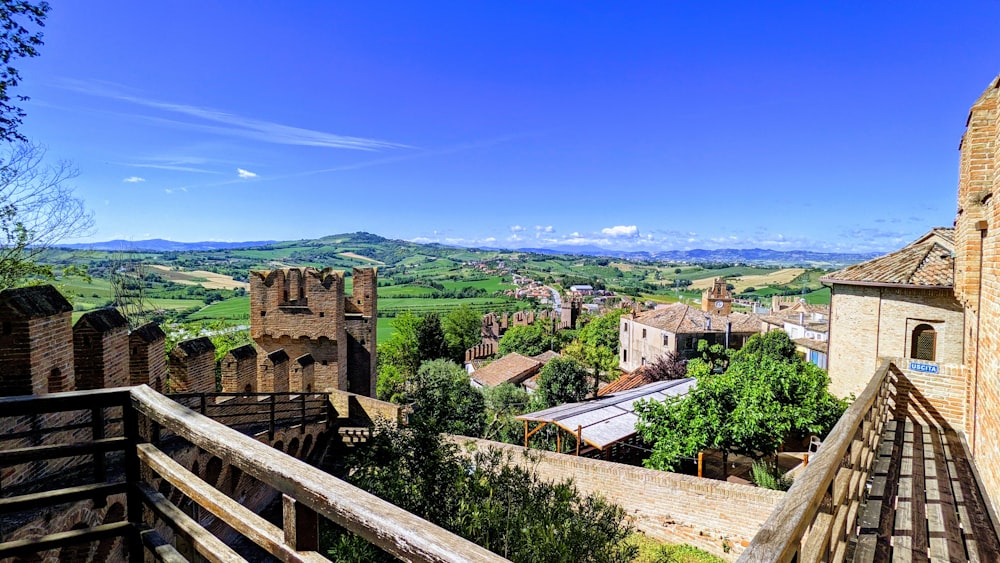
[531,350,561,364]
[821,229,954,288]
[793,337,828,354]
[76,308,128,333]
[599,366,661,396]
[471,352,541,387]
[0,285,72,319]
[632,303,760,334]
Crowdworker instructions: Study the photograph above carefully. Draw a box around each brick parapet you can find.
[449,436,783,560]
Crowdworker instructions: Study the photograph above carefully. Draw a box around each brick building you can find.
[822,229,963,397]
[618,302,760,372]
[250,267,377,396]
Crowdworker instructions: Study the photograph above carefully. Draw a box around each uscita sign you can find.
[909,361,939,374]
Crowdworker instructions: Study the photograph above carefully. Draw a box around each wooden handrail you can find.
[129,385,509,563]
[0,387,130,416]
[737,359,896,562]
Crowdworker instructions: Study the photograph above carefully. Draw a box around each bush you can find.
[750,460,794,491]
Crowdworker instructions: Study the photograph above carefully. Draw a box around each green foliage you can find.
[0,0,49,142]
[538,356,590,407]
[409,359,485,436]
[378,312,422,376]
[498,322,549,357]
[732,330,798,363]
[442,304,482,362]
[750,460,794,491]
[482,383,534,444]
[416,312,447,363]
[375,362,407,404]
[326,419,637,563]
[637,331,847,472]
[650,544,725,563]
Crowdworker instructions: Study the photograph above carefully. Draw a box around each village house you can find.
[759,298,831,368]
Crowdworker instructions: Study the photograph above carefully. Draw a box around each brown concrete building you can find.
[73,308,130,390]
[129,322,166,391]
[821,229,963,397]
[250,267,377,396]
[619,303,760,372]
[701,277,733,315]
[0,285,75,396]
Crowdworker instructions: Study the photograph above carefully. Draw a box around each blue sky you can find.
[15,2,1000,252]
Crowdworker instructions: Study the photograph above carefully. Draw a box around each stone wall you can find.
[451,437,784,560]
[221,344,257,393]
[73,311,130,391]
[0,313,75,396]
[129,323,166,392]
[168,337,216,393]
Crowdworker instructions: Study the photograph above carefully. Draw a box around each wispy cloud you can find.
[124,162,220,174]
[122,176,146,183]
[60,79,411,152]
[237,168,257,179]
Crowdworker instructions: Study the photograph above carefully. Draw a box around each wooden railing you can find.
[168,391,330,439]
[737,360,899,563]
[0,385,509,562]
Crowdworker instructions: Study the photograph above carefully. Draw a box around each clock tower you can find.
[701,277,733,315]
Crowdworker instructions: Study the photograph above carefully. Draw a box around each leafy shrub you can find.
[750,460,794,491]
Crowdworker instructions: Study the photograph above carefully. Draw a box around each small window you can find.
[624,323,628,332]
[641,357,646,366]
[319,312,325,318]
[299,287,305,300]
[642,328,647,338]
[662,334,669,347]
[260,311,266,317]
[622,349,628,362]
[911,324,937,361]
[283,290,289,302]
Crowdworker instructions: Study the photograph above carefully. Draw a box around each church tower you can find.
[701,277,733,315]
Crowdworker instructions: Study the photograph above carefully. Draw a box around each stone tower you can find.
[701,277,733,315]
[250,267,377,396]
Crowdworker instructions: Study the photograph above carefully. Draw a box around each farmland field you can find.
[188,297,251,321]
[149,265,248,290]
[690,268,806,291]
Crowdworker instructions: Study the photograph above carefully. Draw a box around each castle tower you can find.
[73,308,130,390]
[0,285,75,396]
[250,267,377,396]
[701,278,733,315]
[129,322,167,392]
[561,296,582,329]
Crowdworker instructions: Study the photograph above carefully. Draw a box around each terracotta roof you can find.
[632,303,760,334]
[471,352,541,387]
[0,285,72,319]
[821,229,954,288]
[531,350,560,364]
[130,322,166,343]
[599,366,660,396]
[76,308,128,333]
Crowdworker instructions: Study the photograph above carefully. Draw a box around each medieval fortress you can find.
[0,267,378,402]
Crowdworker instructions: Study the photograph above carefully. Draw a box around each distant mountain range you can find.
[55,234,879,267]
[55,239,278,252]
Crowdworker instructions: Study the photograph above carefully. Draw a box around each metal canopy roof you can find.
[517,378,695,450]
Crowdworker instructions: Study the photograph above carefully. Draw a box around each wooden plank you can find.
[853,534,877,563]
[135,481,245,563]
[0,436,127,465]
[0,521,131,558]
[925,427,965,561]
[129,386,509,563]
[909,424,929,562]
[0,387,131,417]
[0,481,127,512]
[137,444,327,563]
[138,525,189,563]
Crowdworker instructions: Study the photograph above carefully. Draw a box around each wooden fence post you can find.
[282,494,318,551]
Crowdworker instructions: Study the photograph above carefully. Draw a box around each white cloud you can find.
[122,176,146,183]
[164,188,174,194]
[534,225,555,233]
[509,225,525,233]
[601,225,638,237]
[237,168,257,179]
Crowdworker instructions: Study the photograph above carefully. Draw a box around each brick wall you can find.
[450,437,783,560]
[73,319,130,391]
[220,344,257,393]
[828,285,964,398]
[168,337,216,393]
[885,357,967,429]
[956,76,1000,519]
[129,324,167,392]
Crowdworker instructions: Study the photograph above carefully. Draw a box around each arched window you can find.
[48,368,63,393]
[911,324,937,361]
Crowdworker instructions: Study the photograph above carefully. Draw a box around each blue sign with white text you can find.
[909,361,939,374]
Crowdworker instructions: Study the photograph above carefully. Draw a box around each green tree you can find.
[417,312,447,363]
[409,359,485,436]
[378,312,421,376]
[442,304,481,362]
[326,419,637,563]
[0,0,49,142]
[636,332,846,474]
[498,323,548,357]
[537,356,590,407]
[575,309,627,395]
[481,382,533,444]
